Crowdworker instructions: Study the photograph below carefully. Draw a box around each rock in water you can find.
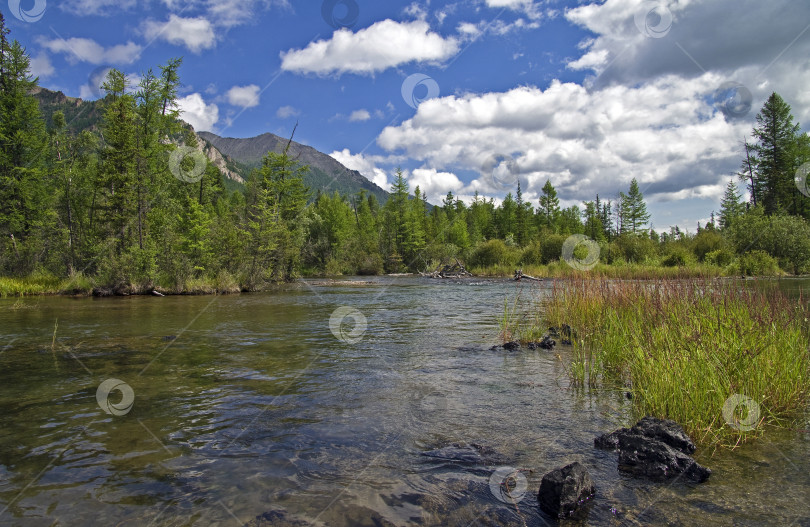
[537,462,595,519]
[631,416,696,455]
[617,432,711,483]
[593,428,629,451]
[594,416,710,483]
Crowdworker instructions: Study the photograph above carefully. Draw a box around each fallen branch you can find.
[514,269,542,282]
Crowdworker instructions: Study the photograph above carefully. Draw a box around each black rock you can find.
[631,416,696,455]
[537,461,595,519]
[537,336,556,350]
[548,324,572,338]
[503,341,521,351]
[594,427,630,451]
[617,432,711,483]
[594,417,709,483]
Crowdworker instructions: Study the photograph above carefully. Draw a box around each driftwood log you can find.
[421,258,473,279]
[514,269,543,282]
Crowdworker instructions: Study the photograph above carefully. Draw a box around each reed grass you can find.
[471,261,727,280]
[537,278,809,448]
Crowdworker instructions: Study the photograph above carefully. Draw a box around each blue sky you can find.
[5,0,810,231]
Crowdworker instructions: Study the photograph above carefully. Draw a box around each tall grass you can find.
[539,279,809,448]
[471,261,727,280]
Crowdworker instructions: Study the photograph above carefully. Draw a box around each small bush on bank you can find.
[736,250,781,276]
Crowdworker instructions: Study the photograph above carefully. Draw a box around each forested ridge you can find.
[2,14,809,295]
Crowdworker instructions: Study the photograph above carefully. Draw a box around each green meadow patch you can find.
[536,279,809,448]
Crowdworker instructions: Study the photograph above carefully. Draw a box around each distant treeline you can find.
[1,14,809,293]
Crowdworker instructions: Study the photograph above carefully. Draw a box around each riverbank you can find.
[0,271,243,298]
[527,278,810,449]
[0,264,804,297]
[472,260,735,279]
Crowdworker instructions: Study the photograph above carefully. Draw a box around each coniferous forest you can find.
[2,14,810,295]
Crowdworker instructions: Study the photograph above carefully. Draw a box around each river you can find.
[0,277,808,526]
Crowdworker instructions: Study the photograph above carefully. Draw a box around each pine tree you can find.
[719,178,744,229]
[0,18,49,272]
[515,180,527,245]
[582,200,605,241]
[383,168,409,271]
[620,178,651,234]
[748,93,804,215]
[98,69,138,253]
[403,185,426,265]
[538,179,560,231]
[498,192,516,239]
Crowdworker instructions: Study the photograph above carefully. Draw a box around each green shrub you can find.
[737,250,781,276]
[661,246,692,267]
[692,229,726,261]
[616,234,658,263]
[727,208,810,274]
[705,249,734,267]
[469,239,519,268]
[540,234,566,264]
[519,242,542,266]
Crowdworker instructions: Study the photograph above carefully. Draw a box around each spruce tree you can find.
[538,179,559,231]
[748,93,803,215]
[620,178,651,234]
[719,178,743,229]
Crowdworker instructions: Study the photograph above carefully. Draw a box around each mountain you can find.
[197,131,389,203]
[31,87,389,203]
[31,87,104,134]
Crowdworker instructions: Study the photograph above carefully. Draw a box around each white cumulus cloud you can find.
[226,84,260,108]
[349,109,371,122]
[330,149,392,190]
[38,38,142,65]
[143,15,217,53]
[177,93,219,132]
[408,168,464,202]
[29,53,54,78]
[276,105,300,119]
[378,74,750,204]
[280,20,459,76]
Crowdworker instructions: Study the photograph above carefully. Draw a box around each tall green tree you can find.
[537,179,560,231]
[746,93,805,215]
[582,200,605,241]
[0,15,49,272]
[620,178,651,234]
[719,178,744,229]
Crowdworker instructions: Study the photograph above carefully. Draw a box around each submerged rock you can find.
[595,417,709,483]
[421,442,508,466]
[503,341,521,351]
[492,335,556,351]
[245,509,310,527]
[549,324,573,345]
[536,335,556,350]
[537,462,595,519]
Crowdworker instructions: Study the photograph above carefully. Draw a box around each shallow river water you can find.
[0,277,808,526]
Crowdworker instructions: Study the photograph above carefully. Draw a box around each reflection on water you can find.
[0,277,807,526]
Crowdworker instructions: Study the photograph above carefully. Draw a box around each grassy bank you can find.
[531,279,809,448]
[471,261,730,280]
[0,271,242,298]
